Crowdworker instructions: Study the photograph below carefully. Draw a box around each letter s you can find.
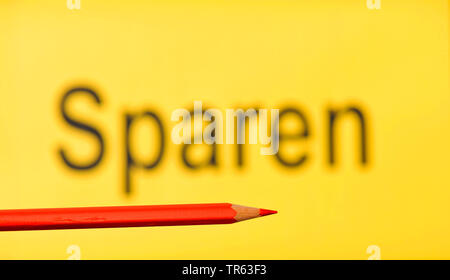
[58,87,104,170]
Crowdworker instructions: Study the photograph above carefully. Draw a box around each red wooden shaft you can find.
[0,203,237,231]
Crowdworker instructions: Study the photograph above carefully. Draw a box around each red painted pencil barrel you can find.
[0,203,237,231]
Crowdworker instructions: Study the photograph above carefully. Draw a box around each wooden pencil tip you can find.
[259,208,277,216]
[231,204,277,222]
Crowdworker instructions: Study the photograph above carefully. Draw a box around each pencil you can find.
[0,203,277,231]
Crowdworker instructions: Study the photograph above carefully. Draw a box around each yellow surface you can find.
[0,0,449,259]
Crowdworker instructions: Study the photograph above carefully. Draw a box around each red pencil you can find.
[0,203,277,231]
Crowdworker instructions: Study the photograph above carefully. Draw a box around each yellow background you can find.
[0,0,449,259]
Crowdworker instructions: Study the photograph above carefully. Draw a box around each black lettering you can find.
[181,109,217,169]
[328,106,368,165]
[58,87,104,170]
[275,107,310,167]
[124,111,165,194]
[235,106,259,168]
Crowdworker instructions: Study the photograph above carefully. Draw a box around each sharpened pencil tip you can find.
[231,204,277,222]
[259,208,277,216]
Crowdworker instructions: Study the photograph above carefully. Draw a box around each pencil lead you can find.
[259,208,277,216]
